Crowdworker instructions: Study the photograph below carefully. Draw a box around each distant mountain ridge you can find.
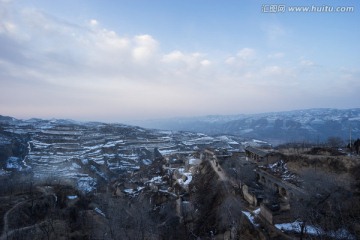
[134,108,360,145]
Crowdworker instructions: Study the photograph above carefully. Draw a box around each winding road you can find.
[0,191,57,240]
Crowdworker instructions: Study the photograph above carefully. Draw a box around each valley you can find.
[0,115,359,239]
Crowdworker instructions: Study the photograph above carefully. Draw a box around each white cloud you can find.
[94,29,129,51]
[89,19,98,27]
[300,60,316,67]
[264,24,286,42]
[162,50,184,62]
[200,59,211,66]
[268,52,284,59]
[262,66,284,76]
[256,65,297,87]
[225,56,236,65]
[0,21,16,34]
[237,48,256,60]
[225,48,256,67]
[162,50,210,73]
[132,34,158,62]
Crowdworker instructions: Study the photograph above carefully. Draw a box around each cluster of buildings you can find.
[243,146,304,227]
[112,140,306,234]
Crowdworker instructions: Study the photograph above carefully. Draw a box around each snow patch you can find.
[71,162,81,169]
[158,149,177,155]
[275,221,356,239]
[77,177,96,193]
[275,221,321,235]
[67,195,78,200]
[6,157,22,170]
[0,169,9,176]
[177,172,193,186]
[123,186,145,196]
[253,208,260,215]
[142,159,152,165]
[148,176,163,184]
[242,211,259,226]
[189,158,201,165]
[81,158,89,165]
[94,207,106,217]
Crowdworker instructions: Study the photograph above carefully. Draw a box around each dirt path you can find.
[0,221,44,240]
[209,156,227,181]
[0,199,31,240]
[204,149,228,182]
[0,192,56,240]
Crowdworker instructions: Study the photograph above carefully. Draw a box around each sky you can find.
[0,0,359,122]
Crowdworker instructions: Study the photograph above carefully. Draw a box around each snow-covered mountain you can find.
[134,108,360,144]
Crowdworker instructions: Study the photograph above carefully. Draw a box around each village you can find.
[112,141,359,239]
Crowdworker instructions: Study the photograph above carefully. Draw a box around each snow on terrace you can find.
[6,157,22,170]
[2,120,156,192]
[118,152,138,160]
[22,129,105,188]
[0,135,11,145]
[102,139,124,148]
[40,129,83,136]
[29,138,86,163]
[216,136,239,145]
[123,186,145,197]
[183,136,215,146]
[108,161,140,172]
[158,148,179,155]
[147,176,164,184]
[3,119,243,195]
[142,159,152,165]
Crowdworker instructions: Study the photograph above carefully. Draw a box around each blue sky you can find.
[0,0,359,122]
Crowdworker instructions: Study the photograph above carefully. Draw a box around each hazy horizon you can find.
[1,0,359,122]
[2,107,360,126]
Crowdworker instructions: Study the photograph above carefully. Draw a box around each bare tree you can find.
[217,195,243,239]
[353,138,360,154]
[222,157,256,187]
[100,192,160,240]
[327,136,344,149]
[291,168,356,239]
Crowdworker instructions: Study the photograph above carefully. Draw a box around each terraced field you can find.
[0,117,242,193]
